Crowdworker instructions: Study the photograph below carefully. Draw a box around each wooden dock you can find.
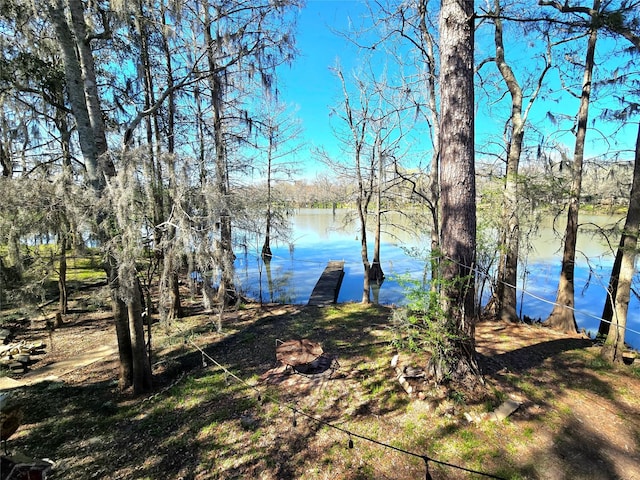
[308,261,345,306]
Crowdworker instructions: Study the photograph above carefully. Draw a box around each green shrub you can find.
[391,275,464,380]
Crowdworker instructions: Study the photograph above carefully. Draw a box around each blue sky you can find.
[276,1,638,180]
[277,1,365,178]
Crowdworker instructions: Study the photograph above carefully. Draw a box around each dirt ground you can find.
[2,297,640,479]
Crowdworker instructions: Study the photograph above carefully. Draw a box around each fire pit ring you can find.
[275,339,339,377]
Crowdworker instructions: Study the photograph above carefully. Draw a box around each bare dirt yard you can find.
[1,286,640,479]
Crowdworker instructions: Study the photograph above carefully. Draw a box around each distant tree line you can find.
[270,159,634,211]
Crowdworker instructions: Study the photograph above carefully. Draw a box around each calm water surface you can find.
[234,209,640,349]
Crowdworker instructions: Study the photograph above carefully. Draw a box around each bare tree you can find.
[333,66,376,304]
[596,8,640,361]
[370,131,386,285]
[479,0,551,322]
[364,0,442,284]
[158,3,183,322]
[541,0,601,333]
[253,100,302,261]
[600,123,640,362]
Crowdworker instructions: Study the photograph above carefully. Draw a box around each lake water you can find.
[234,209,640,350]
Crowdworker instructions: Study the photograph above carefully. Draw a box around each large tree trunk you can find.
[66,0,108,164]
[545,2,599,333]
[436,0,480,383]
[106,258,134,390]
[47,0,101,183]
[600,123,640,362]
[50,0,149,392]
[129,278,153,393]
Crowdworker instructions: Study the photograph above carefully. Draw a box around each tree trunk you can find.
[369,140,385,286]
[129,278,153,394]
[492,0,525,323]
[47,0,101,183]
[599,238,623,337]
[58,233,68,315]
[136,0,172,332]
[160,9,182,321]
[50,0,149,391]
[358,197,372,304]
[168,270,183,320]
[335,68,373,304]
[56,79,73,320]
[417,0,441,290]
[357,152,375,305]
[203,5,237,307]
[600,122,640,362]
[262,218,273,259]
[545,2,599,333]
[0,129,11,177]
[436,0,480,383]
[369,236,384,285]
[66,0,109,165]
[159,252,183,321]
[262,142,273,260]
[106,257,134,390]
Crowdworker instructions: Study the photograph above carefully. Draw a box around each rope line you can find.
[235,248,640,335]
[235,249,640,339]
[440,254,640,338]
[182,334,507,480]
[170,248,639,477]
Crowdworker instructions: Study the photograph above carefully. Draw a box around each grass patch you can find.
[4,301,640,479]
[586,355,614,371]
